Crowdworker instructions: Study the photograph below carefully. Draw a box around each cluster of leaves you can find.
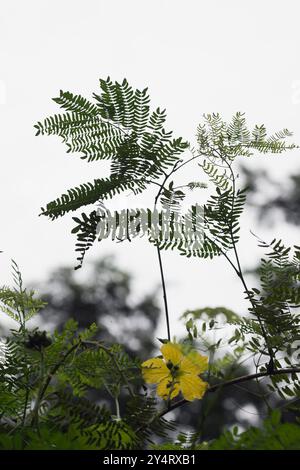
[0,263,176,450]
[35,85,297,270]
[154,411,300,450]
[208,410,300,450]
[1,260,300,449]
[35,78,189,268]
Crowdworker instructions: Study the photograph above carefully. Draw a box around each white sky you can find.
[1,0,300,338]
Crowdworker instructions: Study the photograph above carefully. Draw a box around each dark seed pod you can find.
[25,330,52,351]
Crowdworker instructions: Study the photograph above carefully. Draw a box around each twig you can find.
[156,247,171,341]
[225,158,276,371]
[158,366,300,418]
[152,150,204,341]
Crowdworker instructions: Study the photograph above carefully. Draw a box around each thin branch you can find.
[158,366,300,419]
[172,152,203,174]
[205,234,240,277]
[21,368,30,428]
[151,150,205,341]
[153,169,177,340]
[207,146,276,371]
[225,158,276,371]
[156,246,171,341]
[31,341,81,426]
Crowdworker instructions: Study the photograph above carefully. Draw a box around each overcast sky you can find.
[1,0,300,338]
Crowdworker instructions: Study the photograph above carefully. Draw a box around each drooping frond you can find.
[71,204,222,269]
[53,90,100,116]
[69,177,248,268]
[204,187,247,251]
[40,177,147,219]
[71,210,101,269]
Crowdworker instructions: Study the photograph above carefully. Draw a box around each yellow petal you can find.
[141,358,169,384]
[157,377,180,400]
[179,357,198,375]
[187,351,209,374]
[161,343,183,366]
[179,374,208,401]
[180,352,208,376]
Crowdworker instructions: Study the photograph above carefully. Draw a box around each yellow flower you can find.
[141,342,208,401]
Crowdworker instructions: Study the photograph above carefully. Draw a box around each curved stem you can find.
[226,160,275,371]
[156,246,171,341]
[115,397,121,421]
[207,147,276,371]
[21,368,30,428]
[151,151,204,341]
[153,172,174,341]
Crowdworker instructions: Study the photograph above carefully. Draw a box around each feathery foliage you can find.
[36,92,297,269]
[2,76,298,450]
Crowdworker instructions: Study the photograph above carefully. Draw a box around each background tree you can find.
[34,256,160,359]
[240,164,300,225]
